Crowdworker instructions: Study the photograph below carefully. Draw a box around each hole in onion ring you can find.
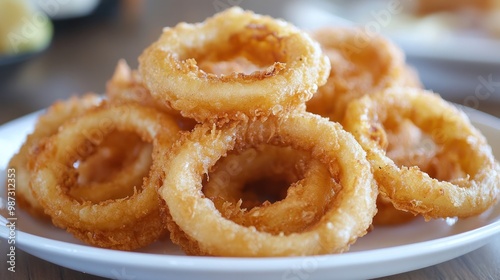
[183,23,287,77]
[68,130,153,203]
[379,107,468,183]
[240,177,290,207]
[198,57,265,76]
[202,145,315,211]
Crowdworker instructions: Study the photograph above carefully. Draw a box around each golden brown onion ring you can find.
[343,87,500,220]
[157,112,377,256]
[139,7,330,122]
[30,104,180,250]
[204,145,337,235]
[306,27,419,122]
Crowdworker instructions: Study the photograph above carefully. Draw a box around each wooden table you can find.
[1,1,499,279]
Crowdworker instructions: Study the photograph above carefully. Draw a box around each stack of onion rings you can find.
[5,6,499,256]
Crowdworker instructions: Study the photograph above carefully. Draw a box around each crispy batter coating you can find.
[203,145,338,235]
[139,7,330,123]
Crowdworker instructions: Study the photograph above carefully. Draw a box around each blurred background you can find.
[0,0,499,125]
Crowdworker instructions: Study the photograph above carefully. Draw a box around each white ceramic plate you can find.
[1,107,500,280]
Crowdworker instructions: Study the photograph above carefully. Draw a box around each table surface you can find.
[1,1,499,279]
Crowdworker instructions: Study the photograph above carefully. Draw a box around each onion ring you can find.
[139,7,330,122]
[343,87,500,220]
[156,112,377,256]
[30,104,180,250]
[306,27,419,122]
